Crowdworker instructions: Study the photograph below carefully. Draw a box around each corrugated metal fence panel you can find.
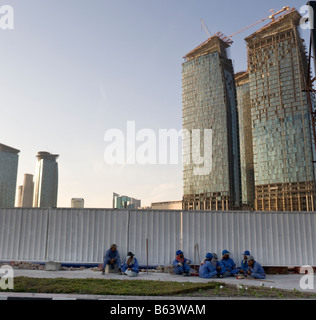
[0,209,315,266]
[18,209,48,261]
[182,211,244,265]
[181,211,316,267]
[0,208,48,262]
[94,209,129,264]
[46,209,129,263]
[0,209,22,261]
[128,210,181,266]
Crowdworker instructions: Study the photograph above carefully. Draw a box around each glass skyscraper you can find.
[17,173,34,207]
[245,8,316,211]
[235,71,255,208]
[0,143,20,208]
[33,151,59,208]
[113,192,141,209]
[182,34,241,210]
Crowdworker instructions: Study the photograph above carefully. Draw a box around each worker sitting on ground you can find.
[211,252,222,277]
[199,253,217,279]
[121,252,139,277]
[219,250,240,277]
[245,255,266,279]
[172,250,191,276]
[101,243,121,275]
[239,250,251,275]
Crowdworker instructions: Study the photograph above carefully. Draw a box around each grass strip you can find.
[1,277,220,296]
[2,277,316,299]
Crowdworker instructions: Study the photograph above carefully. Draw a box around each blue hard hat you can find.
[176,250,183,255]
[242,250,251,255]
[206,252,213,259]
[222,250,230,255]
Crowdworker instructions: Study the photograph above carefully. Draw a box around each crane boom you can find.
[201,18,211,38]
[228,6,290,39]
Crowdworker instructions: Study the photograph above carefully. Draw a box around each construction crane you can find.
[200,6,290,45]
[201,18,211,38]
[227,6,290,40]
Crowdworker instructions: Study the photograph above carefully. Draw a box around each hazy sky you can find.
[0,0,310,208]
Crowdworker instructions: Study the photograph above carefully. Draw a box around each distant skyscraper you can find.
[182,34,241,210]
[17,185,23,207]
[245,8,316,211]
[0,143,20,208]
[235,71,255,207]
[113,192,141,209]
[17,174,34,207]
[33,151,59,208]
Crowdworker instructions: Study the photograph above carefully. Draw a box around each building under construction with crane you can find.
[182,6,316,212]
[245,7,316,211]
[182,33,241,211]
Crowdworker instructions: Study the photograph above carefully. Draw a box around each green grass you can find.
[2,277,220,296]
[1,277,316,299]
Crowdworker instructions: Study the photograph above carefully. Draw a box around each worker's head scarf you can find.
[176,251,185,263]
[126,252,135,265]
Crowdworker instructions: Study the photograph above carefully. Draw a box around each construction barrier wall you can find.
[0,208,315,267]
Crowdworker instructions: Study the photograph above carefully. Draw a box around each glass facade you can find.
[113,192,141,209]
[33,152,59,208]
[0,144,19,208]
[235,72,255,207]
[245,9,316,211]
[182,36,241,210]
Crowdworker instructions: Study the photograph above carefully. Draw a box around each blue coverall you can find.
[219,258,239,276]
[240,259,249,273]
[103,248,121,269]
[199,260,217,278]
[249,261,266,279]
[121,258,139,274]
[172,258,191,275]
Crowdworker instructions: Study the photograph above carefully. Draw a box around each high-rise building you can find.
[0,143,20,208]
[235,71,255,208]
[113,192,141,209]
[17,173,34,207]
[182,34,241,210]
[33,151,59,208]
[245,8,316,211]
[17,185,23,207]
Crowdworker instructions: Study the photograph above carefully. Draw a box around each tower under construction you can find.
[235,71,255,208]
[245,8,316,211]
[182,33,241,210]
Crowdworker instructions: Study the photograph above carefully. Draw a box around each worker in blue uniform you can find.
[246,255,266,279]
[172,250,191,276]
[101,243,121,275]
[211,253,222,277]
[219,250,240,277]
[121,252,139,277]
[239,250,251,275]
[199,253,217,278]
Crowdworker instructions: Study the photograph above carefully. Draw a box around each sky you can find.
[0,0,310,208]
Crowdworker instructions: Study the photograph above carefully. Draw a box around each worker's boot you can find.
[101,268,105,275]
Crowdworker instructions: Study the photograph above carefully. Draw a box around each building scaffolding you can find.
[245,8,316,212]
